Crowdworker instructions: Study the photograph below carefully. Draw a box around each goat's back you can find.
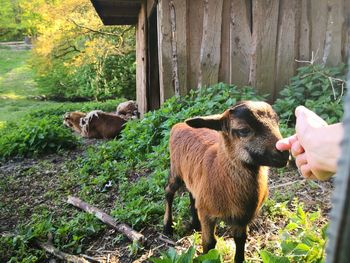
[88,112,126,139]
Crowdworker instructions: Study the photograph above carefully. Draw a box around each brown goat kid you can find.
[80,110,127,139]
[163,101,289,263]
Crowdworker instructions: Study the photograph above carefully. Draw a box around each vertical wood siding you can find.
[136,0,148,116]
[141,0,350,108]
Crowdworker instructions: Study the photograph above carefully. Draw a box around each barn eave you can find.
[91,0,141,25]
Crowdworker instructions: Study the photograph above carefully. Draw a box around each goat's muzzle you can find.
[269,149,289,168]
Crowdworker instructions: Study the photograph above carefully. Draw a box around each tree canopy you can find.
[1,0,136,100]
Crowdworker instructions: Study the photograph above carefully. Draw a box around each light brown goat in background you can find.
[63,111,86,134]
[163,101,289,263]
[116,100,139,120]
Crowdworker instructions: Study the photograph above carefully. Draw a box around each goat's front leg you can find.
[199,211,217,254]
[233,225,247,263]
[163,173,182,236]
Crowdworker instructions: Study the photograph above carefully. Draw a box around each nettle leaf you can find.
[260,250,290,263]
[178,246,195,263]
[194,249,220,263]
[281,240,299,255]
[285,222,298,231]
[292,243,310,256]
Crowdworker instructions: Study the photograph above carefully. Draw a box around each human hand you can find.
[276,106,342,181]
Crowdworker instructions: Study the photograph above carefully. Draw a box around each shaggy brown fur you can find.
[80,110,127,139]
[163,101,289,263]
[116,100,139,120]
[63,111,86,134]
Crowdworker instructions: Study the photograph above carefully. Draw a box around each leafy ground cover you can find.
[0,61,347,262]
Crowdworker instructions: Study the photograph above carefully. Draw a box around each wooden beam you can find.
[343,0,350,59]
[199,0,224,88]
[298,0,311,61]
[323,0,344,66]
[218,0,231,83]
[136,0,148,116]
[229,0,252,87]
[188,0,204,90]
[275,0,298,96]
[102,17,138,25]
[250,0,279,100]
[170,0,188,96]
[310,0,327,63]
[158,0,174,103]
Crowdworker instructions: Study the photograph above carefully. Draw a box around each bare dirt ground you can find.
[0,145,333,262]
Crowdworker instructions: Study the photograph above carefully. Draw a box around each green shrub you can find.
[260,200,327,263]
[151,247,221,263]
[274,63,347,136]
[27,98,125,119]
[0,116,79,160]
[0,212,104,262]
[0,98,125,160]
[36,52,136,101]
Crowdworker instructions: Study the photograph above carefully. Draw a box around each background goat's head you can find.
[185,101,289,168]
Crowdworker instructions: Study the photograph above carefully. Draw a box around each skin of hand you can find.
[276,106,343,181]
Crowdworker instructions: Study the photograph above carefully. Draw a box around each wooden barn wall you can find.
[136,0,148,116]
[151,0,349,104]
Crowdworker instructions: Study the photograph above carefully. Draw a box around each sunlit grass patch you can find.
[0,93,25,99]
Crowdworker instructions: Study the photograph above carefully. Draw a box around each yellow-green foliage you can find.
[9,0,137,100]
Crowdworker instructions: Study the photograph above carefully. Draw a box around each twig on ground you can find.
[270,180,303,190]
[36,241,89,263]
[158,234,176,246]
[67,196,144,244]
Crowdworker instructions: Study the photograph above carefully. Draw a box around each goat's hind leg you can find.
[189,193,201,231]
[163,172,183,236]
[233,225,247,263]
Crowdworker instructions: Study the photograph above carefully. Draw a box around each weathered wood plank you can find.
[323,0,344,66]
[157,0,174,103]
[298,0,311,61]
[275,0,298,96]
[218,0,231,83]
[147,5,160,110]
[199,0,224,87]
[147,0,156,18]
[310,0,328,63]
[229,0,252,87]
[250,0,279,100]
[136,0,148,116]
[188,0,204,90]
[343,0,350,59]
[170,0,188,96]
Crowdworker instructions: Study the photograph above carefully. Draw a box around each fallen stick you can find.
[67,196,144,243]
[36,241,89,263]
[269,180,303,190]
[158,234,176,246]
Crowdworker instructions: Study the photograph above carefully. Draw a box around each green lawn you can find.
[0,47,58,125]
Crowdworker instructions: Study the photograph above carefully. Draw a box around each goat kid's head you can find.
[185,101,289,168]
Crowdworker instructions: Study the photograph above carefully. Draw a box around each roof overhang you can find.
[91,0,141,25]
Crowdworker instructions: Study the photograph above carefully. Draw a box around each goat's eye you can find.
[235,128,251,137]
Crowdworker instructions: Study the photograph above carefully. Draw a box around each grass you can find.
[0,47,59,124]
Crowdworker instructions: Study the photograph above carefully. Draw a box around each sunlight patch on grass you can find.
[0,93,25,99]
[0,121,5,129]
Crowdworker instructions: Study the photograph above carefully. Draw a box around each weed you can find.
[260,200,328,263]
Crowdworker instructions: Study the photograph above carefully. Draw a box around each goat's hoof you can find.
[190,221,201,232]
[163,225,173,237]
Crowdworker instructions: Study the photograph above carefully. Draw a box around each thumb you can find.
[276,134,297,151]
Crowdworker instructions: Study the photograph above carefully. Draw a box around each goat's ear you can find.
[185,114,223,131]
